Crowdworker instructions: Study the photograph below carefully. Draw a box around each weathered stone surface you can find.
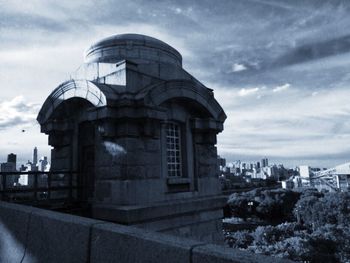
[126,165,146,179]
[198,177,221,196]
[51,146,70,159]
[162,217,223,244]
[115,122,140,137]
[50,157,70,170]
[92,195,226,224]
[95,148,114,166]
[0,202,33,263]
[95,181,113,201]
[124,137,146,151]
[23,209,99,263]
[102,178,165,205]
[90,223,204,263]
[126,152,159,166]
[193,132,217,144]
[144,139,160,152]
[145,165,161,178]
[95,165,122,179]
[0,203,294,263]
[48,132,72,147]
[198,164,218,178]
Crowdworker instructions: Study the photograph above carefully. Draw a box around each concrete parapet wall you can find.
[0,202,294,263]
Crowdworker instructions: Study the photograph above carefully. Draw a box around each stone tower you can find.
[37,34,226,242]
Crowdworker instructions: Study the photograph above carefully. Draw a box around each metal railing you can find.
[0,171,79,207]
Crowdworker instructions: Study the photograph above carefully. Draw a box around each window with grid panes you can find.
[166,123,182,177]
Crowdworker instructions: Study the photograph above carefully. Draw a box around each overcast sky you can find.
[1,0,350,168]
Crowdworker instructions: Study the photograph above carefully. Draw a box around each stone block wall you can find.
[0,202,295,263]
[50,146,71,171]
[94,133,165,205]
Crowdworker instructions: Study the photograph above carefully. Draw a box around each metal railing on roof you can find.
[0,171,79,208]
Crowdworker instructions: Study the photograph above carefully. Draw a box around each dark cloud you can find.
[272,34,350,68]
[2,0,350,165]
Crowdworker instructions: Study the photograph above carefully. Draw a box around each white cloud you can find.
[216,86,350,163]
[174,7,182,14]
[231,63,247,72]
[0,96,39,130]
[273,83,290,93]
[238,87,259,97]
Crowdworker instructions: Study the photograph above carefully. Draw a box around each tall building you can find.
[18,160,38,186]
[262,158,268,167]
[7,153,16,166]
[38,156,49,171]
[33,147,38,165]
[299,165,310,178]
[217,156,226,168]
[0,162,17,188]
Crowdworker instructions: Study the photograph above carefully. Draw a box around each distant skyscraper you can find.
[0,161,17,187]
[33,147,38,165]
[7,153,16,166]
[38,156,49,171]
[299,165,310,178]
[262,158,268,167]
[2,153,17,187]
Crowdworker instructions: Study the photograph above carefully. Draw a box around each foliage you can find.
[310,224,350,263]
[225,230,253,249]
[225,223,350,262]
[228,188,300,222]
[227,193,256,220]
[226,189,350,262]
[294,191,350,229]
[293,189,324,226]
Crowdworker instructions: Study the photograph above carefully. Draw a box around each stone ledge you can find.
[0,202,34,263]
[0,202,295,263]
[92,195,227,224]
[90,223,204,263]
[23,209,102,263]
[167,177,191,185]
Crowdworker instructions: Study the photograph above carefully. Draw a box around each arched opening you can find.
[45,97,98,208]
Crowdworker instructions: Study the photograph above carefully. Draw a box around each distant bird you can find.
[21,129,26,133]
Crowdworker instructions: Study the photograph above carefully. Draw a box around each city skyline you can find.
[2,0,350,167]
[0,146,49,169]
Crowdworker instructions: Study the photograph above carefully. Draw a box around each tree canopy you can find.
[226,188,350,262]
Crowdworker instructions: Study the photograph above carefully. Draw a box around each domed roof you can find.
[85,34,182,66]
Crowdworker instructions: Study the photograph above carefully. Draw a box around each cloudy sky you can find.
[1,0,350,168]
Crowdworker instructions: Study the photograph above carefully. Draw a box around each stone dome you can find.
[84,34,182,66]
